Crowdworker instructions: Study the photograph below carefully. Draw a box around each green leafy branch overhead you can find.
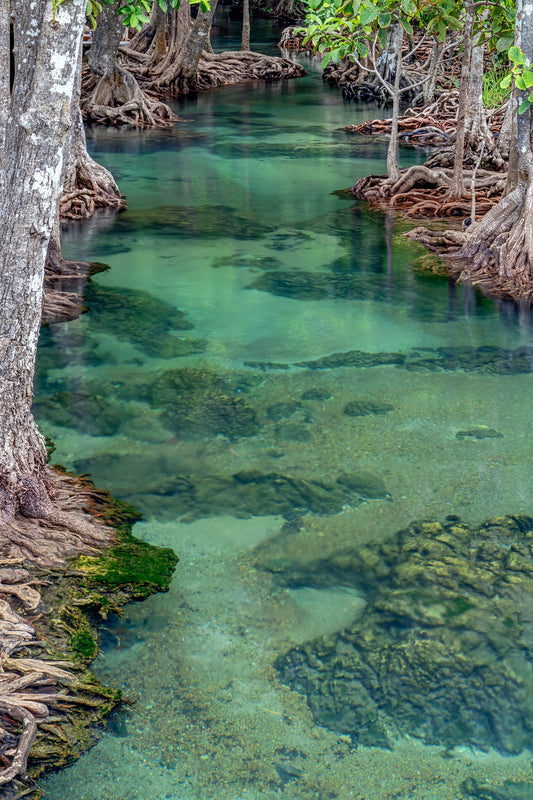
[85,0,210,30]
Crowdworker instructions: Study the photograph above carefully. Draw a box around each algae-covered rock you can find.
[148,368,260,441]
[74,457,388,521]
[84,282,206,359]
[456,426,504,440]
[274,515,533,754]
[462,778,533,800]
[343,399,394,417]
[301,388,332,401]
[297,350,406,370]
[266,401,303,421]
[336,470,389,499]
[33,390,144,437]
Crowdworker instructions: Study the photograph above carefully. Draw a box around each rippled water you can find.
[37,18,533,800]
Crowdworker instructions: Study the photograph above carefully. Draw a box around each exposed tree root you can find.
[444,184,533,298]
[61,101,126,221]
[0,566,73,790]
[403,225,467,254]
[0,470,115,569]
[346,90,505,163]
[43,250,108,325]
[149,50,306,96]
[0,469,117,790]
[83,65,178,128]
[352,164,505,220]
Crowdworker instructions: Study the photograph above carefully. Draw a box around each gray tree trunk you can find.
[88,0,124,77]
[242,0,251,51]
[447,1,474,199]
[0,0,86,518]
[386,25,403,184]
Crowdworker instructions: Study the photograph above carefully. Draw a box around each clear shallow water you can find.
[37,20,533,800]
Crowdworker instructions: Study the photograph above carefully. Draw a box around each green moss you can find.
[71,629,99,660]
[73,537,178,597]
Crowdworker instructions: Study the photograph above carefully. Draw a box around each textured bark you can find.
[0,0,8,145]
[0,0,86,516]
[152,0,220,93]
[62,53,125,218]
[86,0,176,126]
[242,0,251,51]
[447,0,474,199]
[422,39,444,106]
[386,26,403,184]
[450,0,533,295]
[463,34,491,152]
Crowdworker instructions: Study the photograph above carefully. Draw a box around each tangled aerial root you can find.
[60,187,125,221]
[345,91,505,150]
[148,50,306,96]
[352,164,505,221]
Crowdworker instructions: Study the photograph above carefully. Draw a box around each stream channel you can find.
[36,17,533,800]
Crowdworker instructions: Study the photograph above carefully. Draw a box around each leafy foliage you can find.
[85,0,210,30]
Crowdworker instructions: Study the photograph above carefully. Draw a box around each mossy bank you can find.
[6,467,178,800]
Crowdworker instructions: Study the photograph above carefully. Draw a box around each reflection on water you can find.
[38,19,533,800]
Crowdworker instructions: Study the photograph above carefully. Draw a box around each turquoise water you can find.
[37,20,533,800]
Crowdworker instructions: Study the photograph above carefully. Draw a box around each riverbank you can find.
[2,465,177,799]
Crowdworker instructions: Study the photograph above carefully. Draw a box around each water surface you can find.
[37,20,533,800]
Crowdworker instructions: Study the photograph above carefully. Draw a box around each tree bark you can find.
[447,0,474,199]
[386,25,403,184]
[0,0,9,145]
[242,0,251,51]
[0,0,86,517]
[422,39,444,106]
[86,0,176,126]
[451,0,533,294]
[62,50,125,219]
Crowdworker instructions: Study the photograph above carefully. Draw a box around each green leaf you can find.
[509,46,526,65]
[518,98,532,114]
[400,0,416,14]
[400,18,413,35]
[515,74,526,90]
[523,67,533,88]
[378,11,391,27]
[500,73,512,89]
[322,52,332,68]
[355,39,368,57]
[158,0,168,9]
[496,35,514,53]
[359,7,377,26]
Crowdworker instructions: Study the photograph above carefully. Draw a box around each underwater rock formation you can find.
[274,515,533,755]
[84,283,205,359]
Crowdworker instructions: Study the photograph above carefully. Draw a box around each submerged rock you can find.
[456,426,504,440]
[74,458,390,521]
[84,283,205,359]
[266,401,302,421]
[343,399,394,417]
[300,388,332,401]
[462,778,533,800]
[274,515,533,754]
